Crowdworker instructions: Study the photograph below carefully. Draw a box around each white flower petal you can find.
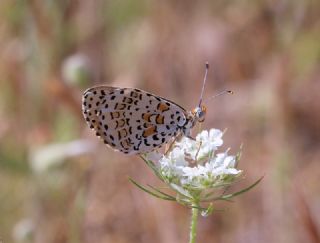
[223,156,236,168]
[155,129,242,190]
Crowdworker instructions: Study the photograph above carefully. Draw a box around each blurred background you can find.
[0,0,319,243]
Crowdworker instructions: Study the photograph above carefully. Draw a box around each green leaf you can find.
[129,177,176,201]
[211,175,264,201]
[146,184,176,200]
[139,155,164,181]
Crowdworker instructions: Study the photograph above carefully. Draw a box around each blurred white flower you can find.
[12,218,34,243]
[62,53,92,87]
[29,140,96,173]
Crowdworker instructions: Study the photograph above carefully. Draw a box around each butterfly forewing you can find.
[82,86,188,154]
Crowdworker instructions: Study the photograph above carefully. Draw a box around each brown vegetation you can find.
[0,1,319,242]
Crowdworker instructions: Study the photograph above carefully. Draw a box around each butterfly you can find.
[82,63,231,155]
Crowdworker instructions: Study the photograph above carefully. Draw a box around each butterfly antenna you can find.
[205,90,234,102]
[198,62,209,107]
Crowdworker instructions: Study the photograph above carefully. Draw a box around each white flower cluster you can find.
[147,129,242,190]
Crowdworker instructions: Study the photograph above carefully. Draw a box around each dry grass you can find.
[0,1,319,242]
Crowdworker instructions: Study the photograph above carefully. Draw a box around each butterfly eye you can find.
[198,113,205,122]
[192,106,206,123]
[198,106,206,122]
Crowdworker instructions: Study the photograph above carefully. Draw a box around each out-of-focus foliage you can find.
[0,1,319,243]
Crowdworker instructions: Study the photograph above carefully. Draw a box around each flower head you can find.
[148,129,242,191]
[134,128,262,214]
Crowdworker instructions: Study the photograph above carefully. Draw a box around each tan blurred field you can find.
[0,1,319,243]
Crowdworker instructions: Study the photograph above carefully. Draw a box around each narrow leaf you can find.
[129,177,176,201]
[147,185,176,200]
[215,175,264,201]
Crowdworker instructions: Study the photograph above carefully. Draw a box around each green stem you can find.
[189,202,199,243]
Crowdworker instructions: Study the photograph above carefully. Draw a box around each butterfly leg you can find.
[165,132,182,155]
[194,140,203,162]
[186,135,196,141]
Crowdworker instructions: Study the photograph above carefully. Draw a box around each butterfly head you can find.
[192,105,207,123]
[182,105,206,137]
